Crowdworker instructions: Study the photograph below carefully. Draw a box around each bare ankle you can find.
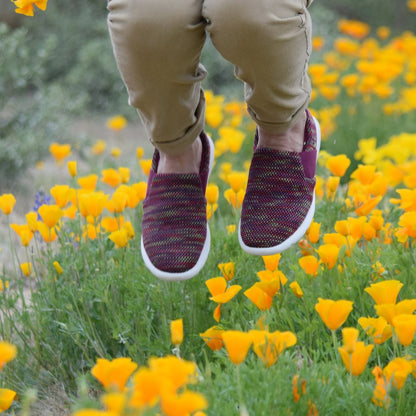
[258,112,306,153]
[158,137,202,174]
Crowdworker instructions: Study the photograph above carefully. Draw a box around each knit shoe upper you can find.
[239,110,321,255]
[141,132,214,280]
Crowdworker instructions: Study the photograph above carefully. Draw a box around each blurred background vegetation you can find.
[0,0,415,188]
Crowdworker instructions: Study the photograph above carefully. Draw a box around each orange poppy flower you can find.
[200,326,224,351]
[289,281,304,298]
[170,318,183,346]
[316,244,340,269]
[10,224,34,246]
[299,255,320,277]
[222,330,252,365]
[106,115,127,132]
[218,262,235,281]
[67,160,77,177]
[315,298,354,331]
[364,280,403,305]
[0,389,16,413]
[358,316,392,345]
[262,253,281,272]
[392,314,416,346]
[101,168,122,188]
[383,358,413,389]
[244,285,273,311]
[49,143,71,163]
[78,174,98,191]
[91,357,138,391]
[338,341,374,376]
[20,262,32,277]
[0,194,16,215]
[205,277,241,304]
[38,204,63,229]
[0,341,17,369]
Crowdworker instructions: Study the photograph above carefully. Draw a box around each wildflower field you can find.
[1,2,416,416]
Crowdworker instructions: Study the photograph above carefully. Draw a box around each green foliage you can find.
[0,23,74,189]
[316,0,414,34]
[64,37,133,115]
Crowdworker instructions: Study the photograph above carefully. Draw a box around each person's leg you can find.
[203,0,320,254]
[107,0,214,280]
[203,0,313,139]
[107,0,207,158]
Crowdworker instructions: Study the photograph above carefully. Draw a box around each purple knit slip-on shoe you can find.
[141,132,215,281]
[238,109,321,256]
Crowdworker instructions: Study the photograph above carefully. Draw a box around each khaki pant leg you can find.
[107,0,207,155]
[203,0,313,134]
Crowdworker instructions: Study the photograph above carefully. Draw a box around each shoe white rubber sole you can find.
[141,134,215,281]
[238,116,321,256]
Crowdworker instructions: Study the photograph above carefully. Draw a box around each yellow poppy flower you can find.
[383,357,413,389]
[205,184,219,205]
[315,298,354,331]
[372,366,390,408]
[316,244,340,269]
[161,390,208,416]
[262,253,281,272]
[364,280,403,305]
[136,147,144,159]
[67,160,77,177]
[218,262,235,281]
[200,326,224,351]
[131,182,147,203]
[129,367,160,408]
[36,221,58,243]
[53,261,63,275]
[358,316,392,345]
[307,221,321,244]
[118,167,130,184]
[341,327,359,354]
[49,142,71,163]
[375,299,416,325]
[392,314,416,346]
[222,330,252,365]
[100,392,126,415]
[38,204,63,229]
[205,277,241,304]
[0,194,16,215]
[170,318,183,346]
[109,228,129,248]
[110,147,121,158]
[10,224,34,247]
[50,185,75,208]
[139,159,152,176]
[20,262,32,277]
[78,192,109,218]
[338,341,374,376]
[91,139,107,155]
[250,330,297,367]
[78,174,99,191]
[289,281,304,298]
[244,285,273,311]
[101,168,122,188]
[91,357,138,392]
[299,255,320,277]
[0,388,17,412]
[106,115,127,132]
[0,341,17,369]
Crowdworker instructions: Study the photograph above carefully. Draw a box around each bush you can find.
[0,23,68,190]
